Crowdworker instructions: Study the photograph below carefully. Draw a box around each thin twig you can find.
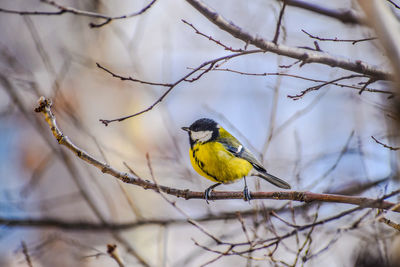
[371,136,400,151]
[199,245,234,266]
[387,0,400,9]
[96,63,172,87]
[21,241,34,267]
[279,59,302,68]
[303,230,341,262]
[182,19,243,52]
[379,216,400,231]
[302,29,377,45]
[236,212,253,245]
[146,153,225,245]
[1,75,150,267]
[279,0,365,24]
[97,50,262,125]
[191,206,357,257]
[306,131,355,190]
[358,77,377,95]
[192,67,393,95]
[272,2,287,44]
[185,0,390,80]
[288,75,366,100]
[107,244,125,267]
[270,211,299,228]
[0,0,157,28]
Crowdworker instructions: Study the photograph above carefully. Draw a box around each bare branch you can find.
[386,0,400,9]
[192,206,362,256]
[272,2,287,44]
[34,96,400,212]
[280,0,365,24]
[96,63,172,87]
[379,216,400,231]
[191,67,394,95]
[2,179,385,231]
[21,241,34,267]
[0,74,150,267]
[0,216,177,231]
[371,136,400,151]
[358,77,378,95]
[0,6,65,16]
[182,19,243,52]
[302,29,377,45]
[97,50,261,125]
[185,0,391,80]
[325,177,390,196]
[107,244,125,267]
[0,0,157,28]
[358,0,400,90]
[287,75,366,100]
[0,204,313,231]
[146,153,225,246]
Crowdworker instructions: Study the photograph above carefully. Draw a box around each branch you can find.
[0,216,175,231]
[96,63,172,87]
[182,19,243,52]
[358,0,400,90]
[194,67,394,96]
[279,0,365,24]
[379,216,400,231]
[272,2,287,44]
[302,29,377,45]
[97,50,261,125]
[21,241,34,267]
[107,244,125,267]
[0,0,157,28]
[0,75,150,267]
[1,179,387,231]
[287,74,366,100]
[185,0,391,80]
[371,136,400,151]
[386,0,400,9]
[34,96,400,212]
[192,206,363,256]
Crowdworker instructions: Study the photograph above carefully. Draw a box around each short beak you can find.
[181,126,190,132]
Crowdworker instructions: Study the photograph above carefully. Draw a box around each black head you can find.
[182,118,219,147]
[188,118,218,132]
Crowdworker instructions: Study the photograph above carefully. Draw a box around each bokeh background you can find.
[0,0,399,266]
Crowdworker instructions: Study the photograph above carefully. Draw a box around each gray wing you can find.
[218,137,266,173]
[218,137,291,189]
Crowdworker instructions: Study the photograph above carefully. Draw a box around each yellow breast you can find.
[189,142,253,184]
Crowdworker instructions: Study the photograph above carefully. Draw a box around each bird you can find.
[181,118,291,203]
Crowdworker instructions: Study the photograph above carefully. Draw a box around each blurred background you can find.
[0,0,399,266]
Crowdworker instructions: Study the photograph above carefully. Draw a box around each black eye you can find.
[192,125,201,131]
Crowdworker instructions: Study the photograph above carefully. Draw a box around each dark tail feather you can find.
[256,172,291,189]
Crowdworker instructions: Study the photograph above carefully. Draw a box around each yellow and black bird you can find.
[182,118,291,203]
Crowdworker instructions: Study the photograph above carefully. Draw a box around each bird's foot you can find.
[205,187,213,204]
[243,185,251,203]
[204,183,221,204]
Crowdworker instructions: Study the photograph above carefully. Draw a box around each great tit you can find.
[182,118,291,203]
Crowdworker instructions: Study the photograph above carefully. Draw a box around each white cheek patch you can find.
[191,130,213,143]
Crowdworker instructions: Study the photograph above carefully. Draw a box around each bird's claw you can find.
[243,185,251,203]
[205,188,213,204]
[204,183,221,204]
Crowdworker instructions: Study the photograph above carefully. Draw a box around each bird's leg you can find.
[205,183,221,204]
[243,177,251,202]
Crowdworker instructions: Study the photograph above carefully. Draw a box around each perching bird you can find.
[182,118,291,203]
